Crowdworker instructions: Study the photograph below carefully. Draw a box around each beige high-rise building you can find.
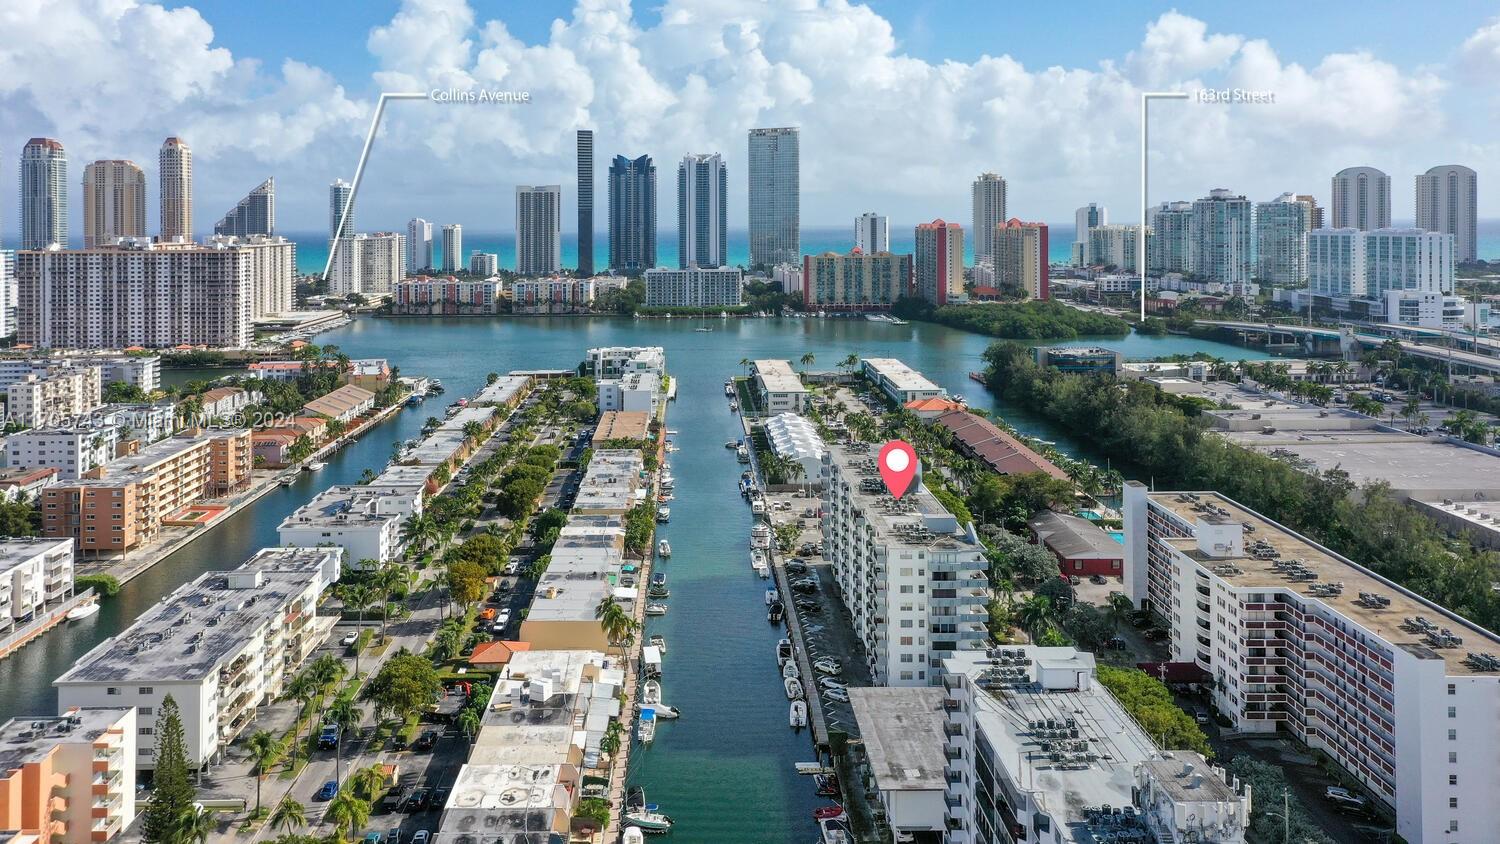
[1294,194,1324,229]
[82,160,145,247]
[971,172,1008,262]
[158,137,192,241]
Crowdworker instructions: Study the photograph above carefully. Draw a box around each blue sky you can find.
[5,0,1500,237]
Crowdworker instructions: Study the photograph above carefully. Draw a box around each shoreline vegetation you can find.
[892,297,1132,339]
[979,340,1500,631]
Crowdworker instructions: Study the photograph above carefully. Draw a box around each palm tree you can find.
[458,708,481,744]
[594,596,638,653]
[325,789,370,842]
[1016,595,1054,642]
[600,719,625,758]
[401,514,437,559]
[838,353,859,374]
[174,807,216,844]
[244,729,283,816]
[1106,592,1134,632]
[284,673,318,766]
[327,698,362,786]
[374,564,405,644]
[462,420,485,444]
[269,796,306,836]
[799,352,816,372]
[738,357,751,375]
[339,584,374,675]
[349,764,387,802]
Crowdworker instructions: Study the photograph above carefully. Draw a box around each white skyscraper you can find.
[748,127,800,268]
[329,179,354,240]
[20,138,68,251]
[442,224,463,273]
[406,218,433,273]
[1254,192,1312,286]
[1308,227,1453,299]
[1145,201,1191,274]
[678,153,727,269]
[1415,164,1477,264]
[1073,203,1107,265]
[515,185,562,276]
[330,232,405,297]
[854,212,889,254]
[971,173,1008,263]
[1190,189,1253,295]
[1330,166,1391,231]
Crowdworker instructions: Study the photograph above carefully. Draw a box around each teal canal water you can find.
[0,317,1267,841]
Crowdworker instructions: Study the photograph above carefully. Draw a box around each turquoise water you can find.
[1110,531,1126,544]
[0,317,1266,842]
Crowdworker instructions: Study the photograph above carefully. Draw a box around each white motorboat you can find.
[790,699,808,729]
[785,676,804,700]
[755,561,771,579]
[751,523,772,549]
[302,461,326,472]
[638,708,657,744]
[765,586,779,606]
[644,603,668,616]
[652,705,680,719]
[656,507,670,523]
[777,638,793,667]
[783,660,799,680]
[724,382,735,396]
[751,550,767,570]
[724,439,737,449]
[66,602,100,621]
[729,400,739,411]
[658,540,672,557]
[624,827,646,844]
[642,680,662,706]
[736,445,750,463]
[624,810,673,834]
[649,634,666,653]
[751,499,766,516]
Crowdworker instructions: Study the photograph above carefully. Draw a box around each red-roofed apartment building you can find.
[931,409,1068,480]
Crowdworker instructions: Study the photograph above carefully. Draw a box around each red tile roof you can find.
[469,640,531,666]
[904,397,965,413]
[932,409,1069,480]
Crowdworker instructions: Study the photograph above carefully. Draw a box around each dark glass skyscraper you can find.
[577,130,594,275]
[214,178,276,237]
[608,155,656,274]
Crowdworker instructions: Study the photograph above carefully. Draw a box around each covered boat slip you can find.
[642,645,663,678]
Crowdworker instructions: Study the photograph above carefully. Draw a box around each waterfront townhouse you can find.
[764,412,825,484]
[244,360,305,383]
[301,384,375,424]
[438,649,624,842]
[4,367,101,428]
[521,516,631,651]
[586,346,665,379]
[391,275,502,315]
[821,443,990,686]
[1123,483,1500,844]
[750,359,809,414]
[196,386,256,422]
[401,406,496,470]
[861,358,943,406]
[893,646,1251,844]
[0,538,75,656]
[6,426,119,481]
[931,410,1068,480]
[54,547,341,770]
[40,429,251,554]
[590,348,667,415]
[572,450,645,515]
[510,276,597,314]
[0,708,136,844]
[344,359,391,391]
[277,484,420,564]
[472,374,532,409]
[591,411,649,444]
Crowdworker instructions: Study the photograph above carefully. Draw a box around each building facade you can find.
[17,237,295,349]
[158,137,192,242]
[1089,224,1143,273]
[0,707,137,844]
[5,427,118,481]
[510,277,596,314]
[405,218,432,273]
[971,173,1008,264]
[329,233,405,297]
[802,250,911,311]
[5,366,101,428]
[1146,201,1191,274]
[0,538,76,646]
[391,276,501,315]
[1190,189,1253,295]
[441,224,462,273]
[20,139,68,251]
[1331,166,1392,231]
[751,359,810,414]
[643,267,743,308]
[855,212,889,255]
[1308,227,1454,300]
[467,251,498,276]
[576,129,595,275]
[914,220,963,306]
[328,179,353,240]
[677,153,727,269]
[81,160,146,248]
[1415,164,1477,264]
[608,154,656,273]
[748,127,800,268]
[1124,484,1500,844]
[1254,192,1312,287]
[1073,202,1108,265]
[213,178,275,238]
[515,184,562,275]
[992,218,1049,300]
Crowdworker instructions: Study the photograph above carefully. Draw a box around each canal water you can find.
[0,317,1266,841]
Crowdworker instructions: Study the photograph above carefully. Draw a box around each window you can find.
[139,707,152,716]
[1448,683,1457,695]
[138,687,153,695]
[139,727,154,736]
[1448,729,1457,741]
[1448,706,1456,718]
[106,687,119,695]
[1449,798,1458,809]
[1449,775,1458,786]
[1450,752,1458,763]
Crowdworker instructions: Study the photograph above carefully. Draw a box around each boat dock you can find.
[771,546,832,748]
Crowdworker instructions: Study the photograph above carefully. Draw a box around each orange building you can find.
[0,708,136,843]
[41,429,252,553]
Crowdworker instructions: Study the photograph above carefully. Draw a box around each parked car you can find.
[795,600,821,613]
[817,677,848,691]
[495,609,512,627]
[315,781,339,801]
[382,786,411,814]
[431,786,450,807]
[1193,709,1211,725]
[341,630,360,647]
[1089,574,1109,585]
[1325,787,1367,811]
[403,787,432,812]
[411,832,430,844]
[791,580,818,594]
[386,829,401,844]
[786,561,808,574]
[1104,636,1127,651]
[1068,576,1081,586]
[364,833,383,844]
[391,732,409,750]
[413,730,440,751]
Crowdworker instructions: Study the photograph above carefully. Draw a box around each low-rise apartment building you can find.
[918,646,1250,844]
[802,250,912,311]
[591,410,649,445]
[4,367,102,428]
[0,467,59,502]
[40,429,251,553]
[93,403,176,445]
[0,355,158,395]
[301,384,374,424]
[751,359,809,413]
[391,275,502,315]
[53,547,341,769]
[521,515,631,651]
[821,443,990,686]
[590,347,666,416]
[0,708,137,844]
[1123,483,1500,843]
[861,358,943,406]
[510,277,597,314]
[277,484,419,564]
[0,538,75,647]
[196,387,256,422]
[642,267,743,308]
[6,427,119,481]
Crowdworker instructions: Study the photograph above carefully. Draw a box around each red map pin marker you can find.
[878,440,918,499]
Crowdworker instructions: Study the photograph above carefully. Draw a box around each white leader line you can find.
[322,91,429,283]
[1139,91,1188,321]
